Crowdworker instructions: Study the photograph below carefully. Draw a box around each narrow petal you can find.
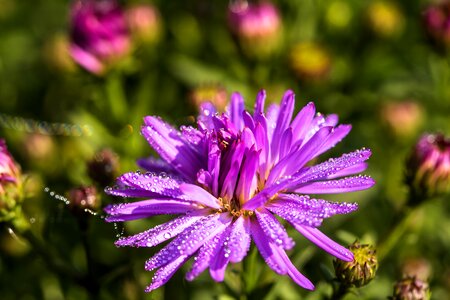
[267,194,358,227]
[315,124,352,157]
[145,255,190,292]
[274,246,315,290]
[105,199,199,222]
[243,111,255,132]
[255,208,295,250]
[271,90,295,161]
[115,211,207,247]
[327,162,368,179]
[227,217,251,263]
[229,92,245,130]
[142,116,204,180]
[293,175,375,194]
[242,176,291,210]
[186,223,231,281]
[250,218,288,275]
[292,225,354,262]
[235,148,260,203]
[291,102,316,143]
[209,225,233,282]
[179,183,221,209]
[287,148,372,189]
[253,89,266,117]
[145,213,232,271]
[197,102,217,131]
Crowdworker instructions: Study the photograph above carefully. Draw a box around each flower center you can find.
[217,197,254,217]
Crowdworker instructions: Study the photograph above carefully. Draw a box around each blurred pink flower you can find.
[423,1,450,47]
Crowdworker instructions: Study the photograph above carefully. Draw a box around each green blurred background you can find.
[0,0,449,299]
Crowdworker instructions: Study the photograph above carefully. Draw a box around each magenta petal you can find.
[250,218,288,275]
[271,90,295,161]
[105,199,198,222]
[117,171,184,198]
[145,255,190,292]
[255,208,294,250]
[145,213,232,271]
[253,89,266,117]
[137,157,175,174]
[274,246,315,290]
[142,116,204,181]
[291,102,316,143]
[229,92,245,130]
[327,162,368,179]
[294,175,375,194]
[227,217,251,263]
[115,211,207,247]
[186,224,230,281]
[209,226,233,282]
[178,183,221,209]
[293,225,354,262]
[267,194,358,227]
[315,124,352,157]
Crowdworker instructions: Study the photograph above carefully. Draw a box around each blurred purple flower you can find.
[105,90,375,292]
[69,0,130,74]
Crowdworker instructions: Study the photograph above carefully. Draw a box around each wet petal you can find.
[255,208,295,250]
[294,175,375,194]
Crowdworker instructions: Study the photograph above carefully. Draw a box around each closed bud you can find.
[126,4,162,45]
[0,139,23,222]
[334,241,378,287]
[68,186,100,213]
[406,133,450,201]
[392,276,431,300]
[228,1,282,58]
[381,101,424,138]
[87,149,119,187]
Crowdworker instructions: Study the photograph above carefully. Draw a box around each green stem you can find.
[377,205,421,261]
[331,283,350,300]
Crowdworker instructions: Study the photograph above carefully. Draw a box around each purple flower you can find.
[70,0,130,74]
[0,139,20,193]
[423,2,450,48]
[105,90,375,292]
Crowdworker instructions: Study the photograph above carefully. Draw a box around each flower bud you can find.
[68,186,100,213]
[401,258,432,281]
[70,0,131,75]
[228,1,282,58]
[0,139,23,220]
[87,149,119,187]
[423,2,450,48]
[126,4,162,45]
[189,84,228,112]
[290,42,331,81]
[366,1,404,37]
[381,101,424,138]
[333,241,378,287]
[406,133,450,200]
[392,276,431,300]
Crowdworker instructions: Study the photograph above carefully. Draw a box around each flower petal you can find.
[186,223,231,281]
[145,213,232,271]
[253,89,266,117]
[178,183,221,209]
[267,194,358,227]
[104,199,199,222]
[145,255,190,292]
[255,208,295,250]
[294,175,375,194]
[274,245,315,290]
[142,116,204,180]
[229,92,245,131]
[115,211,207,247]
[227,216,251,263]
[250,218,288,275]
[292,225,354,262]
